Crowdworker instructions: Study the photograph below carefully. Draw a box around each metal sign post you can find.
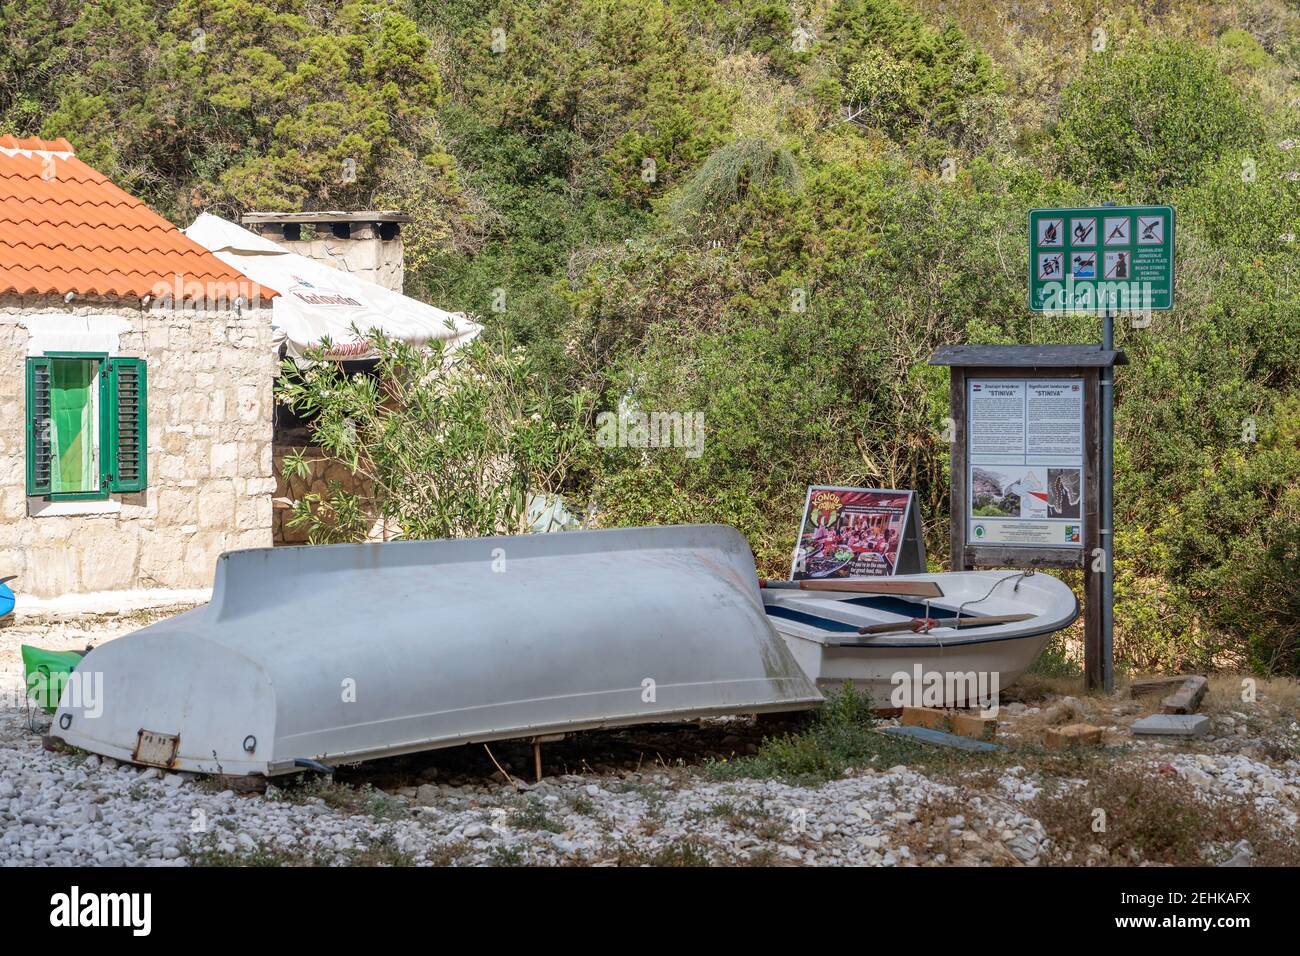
[1100,304,1115,694]
[1028,201,1173,692]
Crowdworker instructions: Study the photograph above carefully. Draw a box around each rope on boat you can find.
[953,569,1035,627]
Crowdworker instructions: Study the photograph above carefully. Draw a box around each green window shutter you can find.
[107,358,147,493]
[25,357,53,496]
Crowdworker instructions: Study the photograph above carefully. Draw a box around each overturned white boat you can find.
[762,570,1079,707]
[53,526,821,777]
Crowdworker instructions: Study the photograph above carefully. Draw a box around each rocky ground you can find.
[2,608,1298,867]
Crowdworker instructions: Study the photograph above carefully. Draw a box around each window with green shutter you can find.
[25,357,53,496]
[108,358,146,492]
[24,354,148,500]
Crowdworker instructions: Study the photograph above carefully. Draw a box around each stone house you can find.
[0,136,278,599]
[184,210,469,546]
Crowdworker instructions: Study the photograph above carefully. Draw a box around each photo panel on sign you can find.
[1047,468,1082,519]
[1037,218,1063,246]
[1069,217,1097,246]
[1136,215,1164,244]
[1038,252,1064,279]
[1103,250,1130,280]
[1103,216,1130,245]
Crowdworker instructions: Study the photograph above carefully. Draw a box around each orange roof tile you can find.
[0,137,276,302]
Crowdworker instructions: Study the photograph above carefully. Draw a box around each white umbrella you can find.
[184,213,481,363]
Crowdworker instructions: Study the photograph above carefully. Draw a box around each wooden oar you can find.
[759,578,944,599]
[858,613,1034,636]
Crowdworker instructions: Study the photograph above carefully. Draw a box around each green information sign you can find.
[1028,206,1174,314]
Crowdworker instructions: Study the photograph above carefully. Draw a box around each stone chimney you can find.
[242,211,410,293]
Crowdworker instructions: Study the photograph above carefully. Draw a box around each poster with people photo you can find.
[790,487,919,580]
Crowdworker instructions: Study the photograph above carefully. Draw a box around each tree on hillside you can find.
[6,0,464,224]
[669,136,803,236]
[451,0,733,205]
[1055,38,1263,197]
[825,0,1006,152]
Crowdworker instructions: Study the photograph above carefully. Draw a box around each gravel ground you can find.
[3,610,1298,867]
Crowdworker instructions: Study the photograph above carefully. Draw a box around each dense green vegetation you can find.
[3,0,1297,673]
[277,329,593,541]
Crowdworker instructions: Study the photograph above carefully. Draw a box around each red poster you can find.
[791,486,916,579]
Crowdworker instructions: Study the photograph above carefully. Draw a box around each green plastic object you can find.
[21,645,86,715]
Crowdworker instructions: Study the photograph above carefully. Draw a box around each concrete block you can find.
[1045,723,1103,749]
[1162,676,1208,715]
[1129,675,1187,698]
[1131,714,1211,737]
[901,706,996,741]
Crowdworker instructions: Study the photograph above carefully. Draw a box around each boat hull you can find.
[780,629,1055,707]
[764,570,1079,708]
[53,525,821,776]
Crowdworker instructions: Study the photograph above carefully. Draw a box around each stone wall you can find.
[272,445,383,544]
[274,228,404,293]
[0,293,276,597]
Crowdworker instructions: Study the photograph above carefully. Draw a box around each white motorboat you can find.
[762,570,1079,707]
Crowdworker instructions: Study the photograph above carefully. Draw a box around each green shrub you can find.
[826,0,1006,150]
[709,684,878,782]
[1055,38,1263,197]
[276,328,595,542]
